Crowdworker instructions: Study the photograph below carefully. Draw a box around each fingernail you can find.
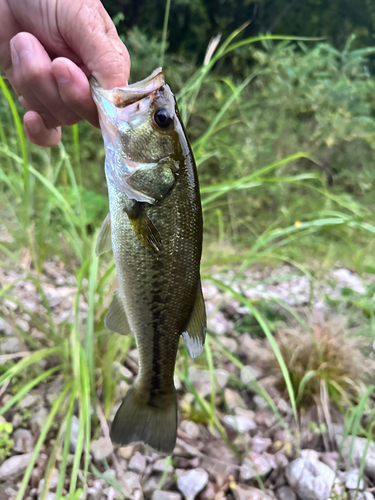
[11,34,32,62]
[55,64,72,84]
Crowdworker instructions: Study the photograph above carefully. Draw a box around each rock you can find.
[143,476,161,496]
[240,453,274,481]
[285,456,335,500]
[177,469,209,499]
[152,491,182,500]
[11,413,23,429]
[188,368,211,398]
[348,493,374,500]
[218,336,237,353]
[208,311,233,336]
[90,437,113,461]
[1,337,21,353]
[198,481,215,500]
[128,451,146,473]
[0,485,17,500]
[0,318,14,335]
[337,435,375,480]
[20,393,40,409]
[224,415,256,433]
[276,486,297,500]
[0,452,33,481]
[38,468,59,495]
[214,369,229,389]
[69,415,80,452]
[320,452,338,471]
[30,407,49,431]
[120,471,142,495]
[253,395,268,409]
[180,420,200,439]
[234,485,274,500]
[251,437,272,453]
[345,469,364,490]
[224,389,246,409]
[301,449,320,461]
[118,445,135,460]
[12,428,34,453]
[153,458,174,474]
[241,365,263,383]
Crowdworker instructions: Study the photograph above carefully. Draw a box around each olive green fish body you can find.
[91,69,206,454]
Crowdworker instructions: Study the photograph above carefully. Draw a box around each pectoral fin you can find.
[182,282,207,359]
[126,159,177,202]
[126,202,162,253]
[96,213,112,256]
[105,291,132,335]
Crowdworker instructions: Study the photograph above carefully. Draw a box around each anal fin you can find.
[105,291,132,335]
[96,213,112,256]
[182,281,207,359]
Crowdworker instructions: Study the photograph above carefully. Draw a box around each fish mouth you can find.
[90,67,165,108]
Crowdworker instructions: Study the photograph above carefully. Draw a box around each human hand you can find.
[0,0,130,146]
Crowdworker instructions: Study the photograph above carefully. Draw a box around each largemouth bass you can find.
[90,68,206,454]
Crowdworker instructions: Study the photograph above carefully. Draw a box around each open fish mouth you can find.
[90,67,165,108]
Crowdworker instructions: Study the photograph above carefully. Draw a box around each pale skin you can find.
[0,0,130,147]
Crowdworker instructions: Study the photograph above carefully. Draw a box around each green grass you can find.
[1,25,375,497]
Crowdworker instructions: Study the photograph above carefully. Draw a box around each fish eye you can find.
[153,108,173,128]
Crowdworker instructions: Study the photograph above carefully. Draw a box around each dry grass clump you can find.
[271,318,375,409]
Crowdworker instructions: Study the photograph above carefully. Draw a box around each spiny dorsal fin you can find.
[96,212,112,256]
[105,291,132,335]
[182,282,207,359]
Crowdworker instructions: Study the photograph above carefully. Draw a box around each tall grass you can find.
[0,25,374,497]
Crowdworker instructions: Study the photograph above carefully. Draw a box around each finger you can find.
[57,0,130,89]
[0,0,21,85]
[51,57,99,127]
[10,32,82,128]
[24,111,61,147]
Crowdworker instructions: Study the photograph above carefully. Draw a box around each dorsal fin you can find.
[182,282,206,359]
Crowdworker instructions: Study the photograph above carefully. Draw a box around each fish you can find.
[90,68,206,454]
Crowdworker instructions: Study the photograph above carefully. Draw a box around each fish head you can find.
[90,68,182,202]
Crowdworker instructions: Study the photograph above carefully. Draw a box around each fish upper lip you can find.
[90,67,165,107]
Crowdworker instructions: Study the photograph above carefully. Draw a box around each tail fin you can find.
[110,385,177,454]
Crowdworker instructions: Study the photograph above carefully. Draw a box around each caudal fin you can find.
[110,385,177,454]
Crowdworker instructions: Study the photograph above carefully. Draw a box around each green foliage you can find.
[0,421,13,460]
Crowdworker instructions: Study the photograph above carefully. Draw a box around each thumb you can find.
[57,0,130,89]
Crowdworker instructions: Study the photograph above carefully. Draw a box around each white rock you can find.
[0,452,33,480]
[215,368,229,389]
[241,365,263,383]
[276,486,297,500]
[285,456,335,500]
[336,435,375,480]
[345,469,364,490]
[128,451,146,473]
[179,420,200,439]
[240,454,274,481]
[12,428,34,453]
[152,491,182,500]
[224,415,256,433]
[90,437,113,461]
[177,469,209,499]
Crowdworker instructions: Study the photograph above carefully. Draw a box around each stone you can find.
[218,336,237,353]
[128,451,146,474]
[251,437,272,453]
[20,394,39,408]
[285,456,335,500]
[214,369,229,389]
[1,337,21,353]
[177,469,209,499]
[336,435,375,480]
[234,485,274,500]
[276,486,297,500]
[240,453,274,481]
[241,365,263,383]
[153,458,174,473]
[118,445,135,460]
[38,468,59,495]
[69,415,80,452]
[348,493,374,500]
[152,491,182,500]
[345,469,364,490]
[188,367,211,398]
[301,449,320,461]
[180,420,200,439]
[30,407,49,431]
[90,437,113,461]
[12,428,34,453]
[224,415,256,433]
[208,311,233,336]
[0,452,33,481]
[224,389,246,409]
[320,452,338,471]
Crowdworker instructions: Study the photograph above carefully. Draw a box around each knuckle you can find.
[39,111,59,130]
